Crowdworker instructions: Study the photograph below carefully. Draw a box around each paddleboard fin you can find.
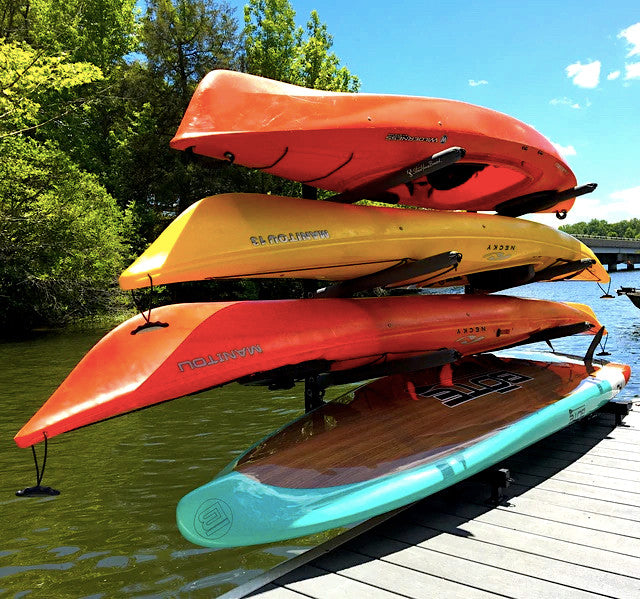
[328,147,466,204]
[585,326,607,373]
[316,251,463,298]
[494,183,597,217]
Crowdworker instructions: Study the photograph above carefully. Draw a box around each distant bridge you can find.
[573,234,640,271]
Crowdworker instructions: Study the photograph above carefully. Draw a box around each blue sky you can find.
[228,1,640,227]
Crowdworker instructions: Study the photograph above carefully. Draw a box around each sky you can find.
[227,0,640,227]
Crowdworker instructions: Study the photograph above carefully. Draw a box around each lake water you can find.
[2,271,639,597]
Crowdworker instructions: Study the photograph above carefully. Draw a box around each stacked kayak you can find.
[119,193,608,293]
[15,70,631,549]
[170,70,590,216]
[14,295,604,448]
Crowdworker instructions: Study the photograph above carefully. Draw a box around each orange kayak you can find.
[171,70,582,215]
[15,295,602,449]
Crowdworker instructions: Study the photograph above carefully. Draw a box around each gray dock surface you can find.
[229,405,640,599]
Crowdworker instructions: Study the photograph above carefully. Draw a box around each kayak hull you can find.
[171,70,578,213]
[15,296,602,448]
[119,193,609,290]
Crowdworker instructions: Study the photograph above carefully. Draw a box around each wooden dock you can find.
[224,404,640,599]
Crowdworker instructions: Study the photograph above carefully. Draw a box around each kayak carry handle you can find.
[532,258,597,283]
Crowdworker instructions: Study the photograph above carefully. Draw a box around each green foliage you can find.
[559,218,640,239]
[0,0,138,71]
[0,40,103,136]
[244,0,359,91]
[0,136,125,331]
[2,0,361,333]
[142,0,240,105]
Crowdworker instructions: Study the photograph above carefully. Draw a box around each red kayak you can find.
[171,70,586,216]
[15,295,602,449]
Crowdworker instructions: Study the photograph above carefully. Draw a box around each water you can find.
[1,271,639,597]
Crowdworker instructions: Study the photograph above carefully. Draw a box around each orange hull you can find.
[171,70,578,214]
[15,295,601,449]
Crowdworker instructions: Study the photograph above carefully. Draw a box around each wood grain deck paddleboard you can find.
[171,70,582,215]
[176,351,631,548]
[15,295,602,448]
[118,193,609,291]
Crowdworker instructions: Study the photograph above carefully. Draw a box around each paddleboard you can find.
[15,295,602,448]
[177,350,631,548]
[119,193,609,292]
[171,70,583,215]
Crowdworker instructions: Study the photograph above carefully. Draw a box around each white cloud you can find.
[566,60,601,88]
[468,79,488,87]
[624,62,640,80]
[619,22,640,57]
[549,97,581,109]
[607,70,621,80]
[610,185,640,204]
[551,142,577,158]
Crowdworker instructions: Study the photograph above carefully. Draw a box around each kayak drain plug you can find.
[16,433,60,497]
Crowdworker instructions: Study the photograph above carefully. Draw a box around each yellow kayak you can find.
[119,193,609,292]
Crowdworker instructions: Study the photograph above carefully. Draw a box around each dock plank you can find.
[350,534,607,599]
[374,524,640,597]
[507,474,640,507]
[275,564,407,599]
[395,510,640,579]
[313,547,496,599]
[507,461,640,493]
[505,483,640,520]
[507,454,640,481]
[427,496,640,557]
[250,584,309,599]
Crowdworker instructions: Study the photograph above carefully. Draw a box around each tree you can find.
[244,0,359,92]
[0,40,103,138]
[560,218,640,238]
[142,0,240,107]
[0,0,138,70]
[0,40,126,332]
